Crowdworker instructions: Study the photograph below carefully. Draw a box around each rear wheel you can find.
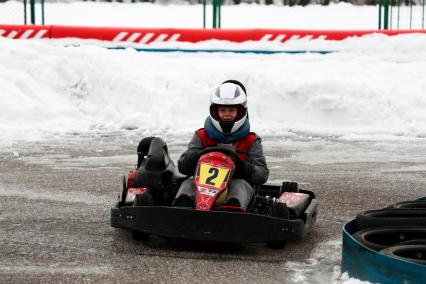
[134,192,154,207]
[115,175,128,208]
[131,192,154,241]
[267,241,287,249]
[266,201,289,249]
[280,181,299,194]
[267,201,290,219]
[132,230,150,241]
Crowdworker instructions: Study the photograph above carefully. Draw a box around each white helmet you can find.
[209,80,248,134]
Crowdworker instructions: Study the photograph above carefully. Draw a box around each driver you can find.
[173,80,269,211]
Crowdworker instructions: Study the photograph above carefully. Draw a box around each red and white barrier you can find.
[1,24,425,44]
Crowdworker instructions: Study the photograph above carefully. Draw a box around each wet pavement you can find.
[1,133,426,283]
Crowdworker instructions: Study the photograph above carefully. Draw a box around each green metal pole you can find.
[397,0,400,29]
[24,0,27,25]
[41,0,45,25]
[218,0,221,29]
[410,0,413,29]
[390,0,393,30]
[378,0,382,30]
[212,0,217,29]
[203,0,206,28]
[30,0,35,24]
[384,0,389,30]
[422,0,425,29]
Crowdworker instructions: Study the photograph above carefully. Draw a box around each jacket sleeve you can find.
[245,136,269,185]
[178,133,203,176]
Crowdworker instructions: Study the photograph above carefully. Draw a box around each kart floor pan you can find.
[111,201,317,243]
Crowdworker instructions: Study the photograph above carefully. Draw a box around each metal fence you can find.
[1,0,425,29]
[0,0,45,25]
[378,0,425,29]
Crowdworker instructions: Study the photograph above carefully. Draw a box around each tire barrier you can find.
[355,208,426,230]
[352,198,426,266]
[1,24,426,44]
[352,227,426,251]
[387,200,426,209]
[381,244,426,265]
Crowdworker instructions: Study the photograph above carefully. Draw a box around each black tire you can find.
[380,244,426,265]
[131,230,150,241]
[267,201,290,219]
[133,192,154,207]
[352,227,426,251]
[355,208,426,230]
[388,201,426,210]
[265,201,289,249]
[267,241,287,249]
[280,181,299,193]
[115,175,128,208]
[396,239,426,246]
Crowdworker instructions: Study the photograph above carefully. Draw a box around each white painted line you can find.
[33,29,48,39]
[273,34,286,42]
[112,32,128,42]
[7,31,18,39]
[20,29,34,39]
[139,33,154,44]
[151,33,168,43]
[167,33,181,42]
[126,32,141,43]
[260,34,273,41]
[318,35,327,40]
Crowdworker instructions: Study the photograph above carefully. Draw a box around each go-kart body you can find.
[110,137,318,244]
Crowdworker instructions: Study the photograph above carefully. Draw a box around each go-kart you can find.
[110,137,318,247]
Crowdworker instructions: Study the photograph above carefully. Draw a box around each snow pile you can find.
[1,1,426,143]
[1,33,425,143]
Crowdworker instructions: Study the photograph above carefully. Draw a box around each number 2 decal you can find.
[205,167,219,186]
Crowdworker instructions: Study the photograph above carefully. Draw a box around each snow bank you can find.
[1,33,425,143]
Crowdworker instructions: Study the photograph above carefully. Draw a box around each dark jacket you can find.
[178,132,269,185]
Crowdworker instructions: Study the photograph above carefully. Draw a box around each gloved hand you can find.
[233,159,253,179]
[178,150,201,176]
[186,151,200,171]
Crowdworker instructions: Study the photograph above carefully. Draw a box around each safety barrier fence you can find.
[1,24,426,44]
[378,0,426,29]
[2,1,425,30]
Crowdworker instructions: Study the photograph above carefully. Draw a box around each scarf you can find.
[204,116,250,144]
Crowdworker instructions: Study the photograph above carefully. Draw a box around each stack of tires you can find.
[353,198,426,265]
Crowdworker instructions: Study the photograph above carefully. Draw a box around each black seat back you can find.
[144,137,170,171]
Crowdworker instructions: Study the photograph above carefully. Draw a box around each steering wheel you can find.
[198,147,242,164]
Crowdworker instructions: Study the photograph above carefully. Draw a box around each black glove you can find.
[233,159,253,179]
[178,150,200,176]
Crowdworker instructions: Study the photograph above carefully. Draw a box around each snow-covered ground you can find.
[0,2,425,284]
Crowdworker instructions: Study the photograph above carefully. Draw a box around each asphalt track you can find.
[1,134,425,283]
